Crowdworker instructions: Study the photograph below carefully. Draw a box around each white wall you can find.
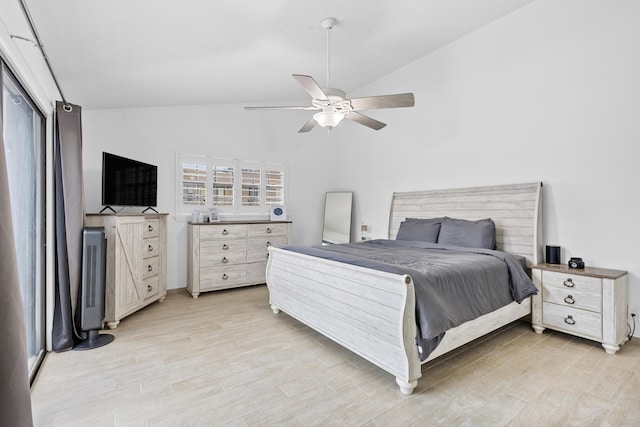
[82,104,343,289]
[338,0,640,330]
[81,0,640,335]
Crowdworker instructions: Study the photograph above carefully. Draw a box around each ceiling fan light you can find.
[313,111,344,128]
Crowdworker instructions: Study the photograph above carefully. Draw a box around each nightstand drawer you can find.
[543,302,602,340]
[542,270,602,294]
[542,285,601,313]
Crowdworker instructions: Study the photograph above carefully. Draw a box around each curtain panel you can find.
[52,101,84,351]
[0,66,33,427]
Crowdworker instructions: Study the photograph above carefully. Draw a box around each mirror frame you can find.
[321,191,353,245]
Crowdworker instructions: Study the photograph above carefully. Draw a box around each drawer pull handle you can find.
[564,295,575,305]
[266,227,272,234]
[148,244,154,252]
[266,253,269,260]
[563,278,574,288]
[564,315,576,325]
[148,224,153,232]
[222,273,228,280]
[147,265,153,272]
[222,257,228,264]
[266,241,271,247]
[222,229,228,235]
[222,244,229,250]
[147,285,153,292]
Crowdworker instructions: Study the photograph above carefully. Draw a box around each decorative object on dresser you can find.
[545,245,561,264]
[266,182,543,394]
[531,263,628,354]
[188,221,292,298]
[85,213,167,329]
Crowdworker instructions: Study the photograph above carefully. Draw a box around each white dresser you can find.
[85,213,168,328]
[531,263,628,354]
[187,221,292,298]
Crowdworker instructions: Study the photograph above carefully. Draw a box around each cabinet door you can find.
[114,221,145,317]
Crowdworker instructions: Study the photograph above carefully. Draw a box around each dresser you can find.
[188,221,292,298]
[85,213,167,328]
[531,263,628,354]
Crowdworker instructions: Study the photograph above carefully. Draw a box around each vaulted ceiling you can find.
[18,0,534,109]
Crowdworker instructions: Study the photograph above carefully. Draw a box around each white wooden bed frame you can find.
[266,182,543,394]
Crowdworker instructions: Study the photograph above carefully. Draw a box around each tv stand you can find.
[100,206,116,214]
[85,213,168,328]
[141,207,158,214]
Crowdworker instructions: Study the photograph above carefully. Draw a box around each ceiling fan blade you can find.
[349,93,415,111]
[345,112,387,130]
[292,74,328,100]
[298,117,317,133]
[244,105,318,110]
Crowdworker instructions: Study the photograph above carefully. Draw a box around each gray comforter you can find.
[281,240,538,360]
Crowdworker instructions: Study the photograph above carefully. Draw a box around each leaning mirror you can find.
[322,192,353,245]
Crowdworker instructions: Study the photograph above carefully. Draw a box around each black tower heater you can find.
[74,227,114,350]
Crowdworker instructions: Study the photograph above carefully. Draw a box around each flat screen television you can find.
[101,152,157,209]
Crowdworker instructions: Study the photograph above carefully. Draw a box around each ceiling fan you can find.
[244,18,415,133]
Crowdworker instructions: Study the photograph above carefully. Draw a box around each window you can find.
[2,63,46,381]
[241,167,260,207]
[181,161,207,207]
[265,168,285,206]
[211,166,234,206]
[177,153,286,217]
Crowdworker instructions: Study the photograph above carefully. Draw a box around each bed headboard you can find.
[388,182,543,266]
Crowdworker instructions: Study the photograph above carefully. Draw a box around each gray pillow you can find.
[395,218,442,242]
[437,217,496,249]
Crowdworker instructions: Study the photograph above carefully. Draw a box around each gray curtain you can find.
[0,69,33,426]
[52,101,84,351]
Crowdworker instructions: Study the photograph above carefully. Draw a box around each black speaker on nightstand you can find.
[546,245,561,264]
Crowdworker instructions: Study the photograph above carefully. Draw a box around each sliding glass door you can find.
[2,63,46,380]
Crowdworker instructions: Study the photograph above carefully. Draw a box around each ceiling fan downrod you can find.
[321,18,336,89]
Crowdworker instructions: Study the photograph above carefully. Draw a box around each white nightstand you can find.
[531,263,628,354]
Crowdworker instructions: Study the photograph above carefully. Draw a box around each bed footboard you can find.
[266,246,422,394]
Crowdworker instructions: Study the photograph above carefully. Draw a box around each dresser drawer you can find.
[142,237,159,259]
[199,249,246,267]
[248,223,288,237]
[200,239,247,255]
[143,276,160,299]
[200,265,247,289]
[542,284,601,313]
[143,219,160,239]
[142,256,159,280]
[247,262,267,284]
[542,270,602,294]
[200,224,247,240]
[247,236,288,263]
[543,302,602,340]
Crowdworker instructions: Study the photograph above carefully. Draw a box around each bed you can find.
[265,182,543,394]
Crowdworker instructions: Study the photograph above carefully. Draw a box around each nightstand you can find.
[531,263,628,354]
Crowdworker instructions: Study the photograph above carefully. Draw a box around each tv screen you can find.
[102,152,157,207]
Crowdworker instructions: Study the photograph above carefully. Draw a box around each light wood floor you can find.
[32,285,640,426]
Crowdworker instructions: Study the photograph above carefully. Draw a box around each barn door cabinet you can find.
[85,213,168,328]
